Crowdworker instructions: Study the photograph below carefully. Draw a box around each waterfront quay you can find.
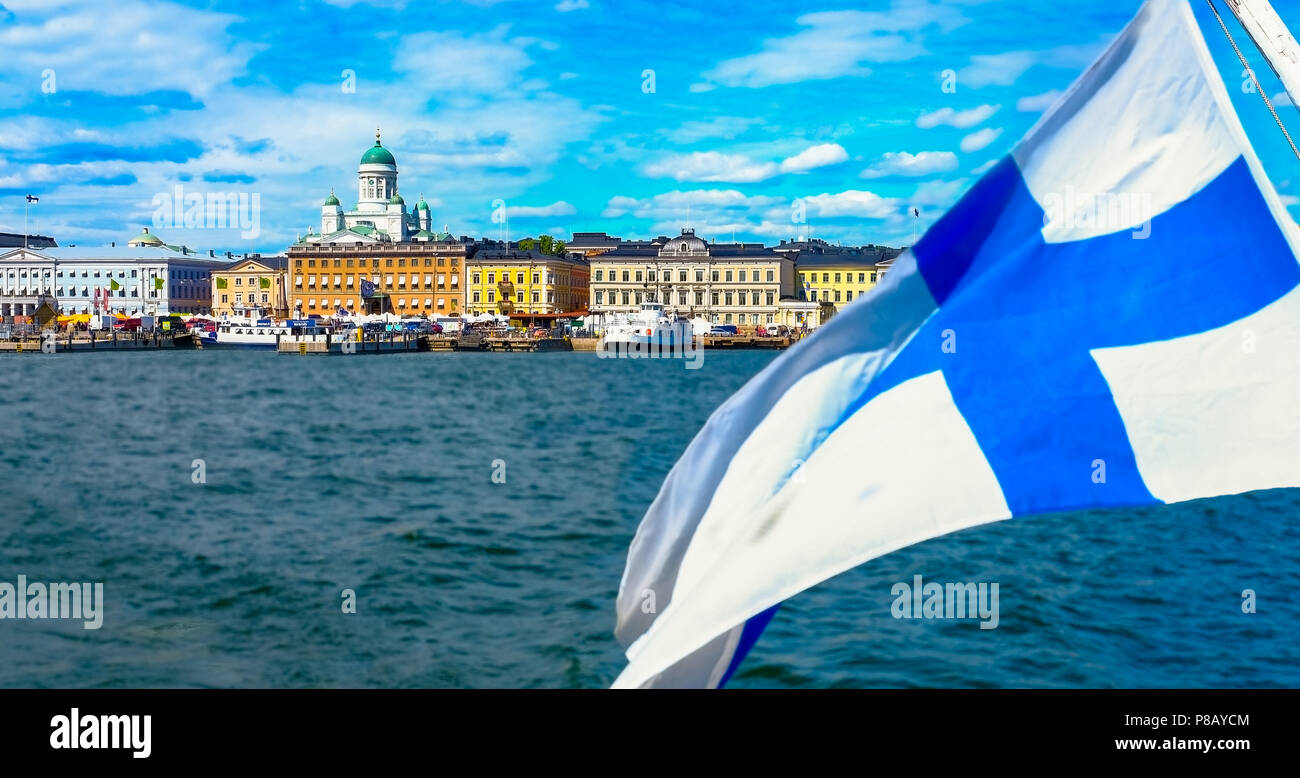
[2,134,904,343]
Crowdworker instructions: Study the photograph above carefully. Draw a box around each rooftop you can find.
[0,232,57,249]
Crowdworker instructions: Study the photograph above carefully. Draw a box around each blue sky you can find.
[2,0,1300,252]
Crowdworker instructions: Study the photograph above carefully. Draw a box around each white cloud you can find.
[960,127,1003,153]
[506,201,577,218]
[960,52,1037,88]
[666,117,761,144]
[0,0,261,98]
[555,0,589,10]
[643,151,778,183]
[960,39,1107,88]
[860,150,958,178]
[697,3,965,89]
[599,189,789,236]
[643,143,847,183]
[916,104,999,129]
[910,178,969,208]
[394,27,535,95]
[779,143,849,173]
[1016,90,1062,112]
[798,190,899,219]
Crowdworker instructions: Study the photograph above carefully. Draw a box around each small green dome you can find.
[130,227,164,246]
[416,194,429,211]
[388,193,404,205]
[324,190,340,206]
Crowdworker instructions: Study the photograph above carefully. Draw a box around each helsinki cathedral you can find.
[297,129,451,245]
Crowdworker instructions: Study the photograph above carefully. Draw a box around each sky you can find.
[2,0,1300,253]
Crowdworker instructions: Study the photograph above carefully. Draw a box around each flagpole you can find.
[1224,0,1300,110]
[1209,0,1300,161]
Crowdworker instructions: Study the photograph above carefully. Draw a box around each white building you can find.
[0,233,222,317]
[297,129,451,247]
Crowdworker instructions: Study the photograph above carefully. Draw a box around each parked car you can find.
[709,324,739,336]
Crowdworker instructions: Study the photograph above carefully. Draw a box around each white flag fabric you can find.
[613,0,1300,688]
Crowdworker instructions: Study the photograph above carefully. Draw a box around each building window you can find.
[595,291,603,305]
[845,291,853,302]
[472,291,481,303]
[472,273,481,284]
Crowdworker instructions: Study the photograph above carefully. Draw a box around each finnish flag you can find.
[613,0,1300,689]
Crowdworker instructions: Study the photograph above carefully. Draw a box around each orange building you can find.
[286,241,466,317]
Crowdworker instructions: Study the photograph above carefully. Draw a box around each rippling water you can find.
[0,349,1296,688]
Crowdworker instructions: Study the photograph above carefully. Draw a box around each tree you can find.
[515,236,566,256]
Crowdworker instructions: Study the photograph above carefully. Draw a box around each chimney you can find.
[110,242,115,247]
[209,249,215,258]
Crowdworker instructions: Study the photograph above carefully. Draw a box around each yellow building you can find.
[466,248,590,317]
[212,255,289,318]
[776,240,902,314]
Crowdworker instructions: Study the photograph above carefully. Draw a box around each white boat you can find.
[199,317,329,349]
[600,302,694,353]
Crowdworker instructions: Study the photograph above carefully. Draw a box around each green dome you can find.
[416,195,429,211]
[388,193,404,205]
[130,227,164,246]
[324,191,340,206]
[361,145,395,165]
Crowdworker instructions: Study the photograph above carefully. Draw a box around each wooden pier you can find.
[276,331,429,355]
[0,331,199,353]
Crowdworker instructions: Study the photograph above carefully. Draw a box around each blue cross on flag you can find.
[612,0,1300,688]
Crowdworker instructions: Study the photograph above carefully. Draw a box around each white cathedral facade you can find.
[298,130,450,246]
